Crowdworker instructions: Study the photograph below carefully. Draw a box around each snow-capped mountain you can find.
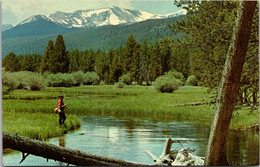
[2,24,13,31]
[18,6,186,28]
[2,6,187,39]
[17,15,54,26]
[163,9,187,18]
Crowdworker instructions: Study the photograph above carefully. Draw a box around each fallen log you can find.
[167,102,213,107]
[145,138,174,165]
[3,132,147,166]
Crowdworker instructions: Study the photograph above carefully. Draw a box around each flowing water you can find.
[3,116,259,166]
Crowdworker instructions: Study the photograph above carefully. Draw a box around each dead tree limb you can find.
[19,152,30,164]
[3,132,147,166]
[167,102,212,107]
[145,138,204,166]
[145,138,174,165]
[160,138,173,157]
[204,1,257,166]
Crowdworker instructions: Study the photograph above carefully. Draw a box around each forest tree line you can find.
[3,34,190,86]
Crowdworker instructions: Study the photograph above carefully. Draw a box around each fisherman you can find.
[57,94,68,125]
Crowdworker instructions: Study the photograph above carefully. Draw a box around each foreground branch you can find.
[3,132,146,166]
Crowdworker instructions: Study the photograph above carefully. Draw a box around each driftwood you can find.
[145,138,204,166]
[3,132,147,166]
[167,102,210,107]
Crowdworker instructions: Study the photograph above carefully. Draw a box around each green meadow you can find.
[3,85,258,140]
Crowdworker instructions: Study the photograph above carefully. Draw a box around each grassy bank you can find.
[2,111,81,140]
[3,85,259,131]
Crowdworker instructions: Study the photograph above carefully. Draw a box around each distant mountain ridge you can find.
[2,16,186,57]
[18,6,187,28]
[2,6,186,39]
[2,24,13,31]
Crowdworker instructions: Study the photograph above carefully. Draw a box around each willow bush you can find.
[154,75,183,93]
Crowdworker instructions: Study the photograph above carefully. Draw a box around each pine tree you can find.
[171,47,190,79]
[49,34,69,73]
[123,34,138,73]
[109,51,123,83]
[140,39,151,85]
[160,37,172,74]
[122,34,142,83]
[20,54,41,72]
[130,43,141,83]
[68,49,81,73]
[84,49,95,72]
[149,42,161,81]
[39,40,54,73]
[95,50,109,82]
[2,52,20,72]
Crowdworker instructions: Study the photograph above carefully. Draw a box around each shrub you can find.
[2,71,18,91]
[164,71,185,84]
[27,72,47,90]
[46,73,77,87]
[186,75,198,86]
[153,76,183,93]
[42,71,51,79]
[119,73,132,85]
[12,71,30,89]
[72,71,85,86]
[115,81,125,88]
[2,71,46,91]
[61,73,77,87]
[46,73,62,87]
[46,72,99,87]
[83,72,100,85]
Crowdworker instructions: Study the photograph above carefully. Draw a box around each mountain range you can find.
[2,6,187,57]
[18,6,186,28]
[2,6,186,39]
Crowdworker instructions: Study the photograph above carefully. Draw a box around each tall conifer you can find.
[49,34,69,73]
[39,40,54,73]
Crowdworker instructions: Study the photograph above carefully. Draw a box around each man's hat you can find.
[59,94,64,97]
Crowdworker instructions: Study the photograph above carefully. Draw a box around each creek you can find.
[3,116,259,166]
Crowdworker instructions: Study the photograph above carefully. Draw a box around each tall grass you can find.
[3,111,80,139]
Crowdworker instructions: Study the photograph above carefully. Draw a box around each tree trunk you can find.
[3,132,146,166]
[204,1,257,166]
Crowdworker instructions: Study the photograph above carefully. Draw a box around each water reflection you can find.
[3,116,259,166]
[227,129,259,165]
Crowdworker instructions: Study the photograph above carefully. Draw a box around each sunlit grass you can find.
[230,108,259,130]
[3,111,81,139]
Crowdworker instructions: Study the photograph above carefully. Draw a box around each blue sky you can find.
[2,0,182,25]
